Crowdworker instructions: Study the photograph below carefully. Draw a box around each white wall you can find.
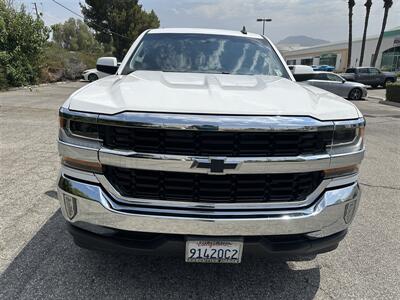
[335,53,342,70]
[284,35,397,69]
[349,36,395,68]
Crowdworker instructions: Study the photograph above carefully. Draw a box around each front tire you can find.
[88,73,99,82]
[348,88,362,100]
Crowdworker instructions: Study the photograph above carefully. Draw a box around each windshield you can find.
[123,33,290,78]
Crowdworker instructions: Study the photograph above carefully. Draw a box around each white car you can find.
[81,68,109,82]
[288,64,314,74]
[58,28,365,263]
[82,62,121,81]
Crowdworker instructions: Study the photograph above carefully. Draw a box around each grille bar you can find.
[99,126,333,157]
[104,167,324,203]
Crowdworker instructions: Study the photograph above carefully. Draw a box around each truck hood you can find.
[67,71,360,120]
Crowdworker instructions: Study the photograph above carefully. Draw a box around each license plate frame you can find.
[185,237,243,264]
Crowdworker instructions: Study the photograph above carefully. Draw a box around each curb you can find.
[379,100,400,108]
[367,96,385,102]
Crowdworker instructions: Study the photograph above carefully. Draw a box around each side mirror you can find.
[342,79,346,83]
[96,57,118,74]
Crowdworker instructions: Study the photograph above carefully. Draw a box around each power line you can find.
[50,0,130,40]
[42,11,64,23]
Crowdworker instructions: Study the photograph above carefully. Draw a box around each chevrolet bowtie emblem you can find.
[192,158,238,173]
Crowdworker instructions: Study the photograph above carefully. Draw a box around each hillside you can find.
[278,35,329,47]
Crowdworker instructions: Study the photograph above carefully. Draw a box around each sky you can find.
[16,0,400,43]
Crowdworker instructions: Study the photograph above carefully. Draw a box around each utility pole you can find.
[257,18,272,35]
[33,2,40,19]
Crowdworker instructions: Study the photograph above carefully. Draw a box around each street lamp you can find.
[257,18,272,35]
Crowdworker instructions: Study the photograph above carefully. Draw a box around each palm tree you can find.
[347,0,356,68]
[371,0,393,66]
[359,0,373,66]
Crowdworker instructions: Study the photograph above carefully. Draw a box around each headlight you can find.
[68,120,99,140]
[59,117,100,142]
[59,108,101,143]
[330,118,365,155]
[58,108,102,172]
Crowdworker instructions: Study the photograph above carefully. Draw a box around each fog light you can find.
[344,201,356,224]
[64,194,77,219]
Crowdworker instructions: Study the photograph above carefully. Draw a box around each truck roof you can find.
[148,28,263,39]
[347,67,375,69]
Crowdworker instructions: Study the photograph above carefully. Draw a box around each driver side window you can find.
[313,73,328,80]
[326,73,341,81]
[368,68,380,74]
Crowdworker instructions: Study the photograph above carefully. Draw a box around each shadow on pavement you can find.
[0,211,320,299]
[44,190,58,200]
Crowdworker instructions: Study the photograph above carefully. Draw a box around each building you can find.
[282,26,400,72]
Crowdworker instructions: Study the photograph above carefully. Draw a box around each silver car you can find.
[295,72,368,100]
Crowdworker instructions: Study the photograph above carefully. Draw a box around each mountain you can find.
[277,35,329,47]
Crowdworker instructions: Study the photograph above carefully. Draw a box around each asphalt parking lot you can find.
[0,82,399,299]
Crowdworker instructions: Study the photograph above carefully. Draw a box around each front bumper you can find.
[57,168,360,238]
[67,223,347,257]
[362,87,368,98]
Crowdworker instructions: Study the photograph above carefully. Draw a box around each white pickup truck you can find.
[57,28,365,263]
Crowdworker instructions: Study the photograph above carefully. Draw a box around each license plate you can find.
[185,238,243,263]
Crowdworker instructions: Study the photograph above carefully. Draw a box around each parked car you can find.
[82,68,109,82]
[58,28,365,263]
[313,65,335,72]
[341,67,397,88]
[82,61,121,81]
[294,71,367,100]
[288,64,314,74]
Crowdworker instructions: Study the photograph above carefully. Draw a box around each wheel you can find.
[88,73,99,82]
[371,84,378,89]
[348,88,362,100]
[383,79,394,88]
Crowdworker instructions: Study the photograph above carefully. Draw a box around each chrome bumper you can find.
[58,140,365,174]
[57,168,360,238]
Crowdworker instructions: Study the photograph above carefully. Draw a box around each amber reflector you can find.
[59,117,67,128]
[324,165,359,178]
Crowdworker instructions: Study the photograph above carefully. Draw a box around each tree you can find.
[51,18,103,52]
[81,0,160,60]
[347,0,356,68]
[0,2,49,87]
[359,0,372,66]
[371,0,393,67]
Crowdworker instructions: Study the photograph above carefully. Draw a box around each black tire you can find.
[383,79,394,88]
[88,73,98,82]
[348,88,362,100]
[371,84,379,89]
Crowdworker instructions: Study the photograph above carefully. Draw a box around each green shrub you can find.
[0,65,7,90]
[0,3,49,87]
[40,43,105,82]
[386,82,400,103]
